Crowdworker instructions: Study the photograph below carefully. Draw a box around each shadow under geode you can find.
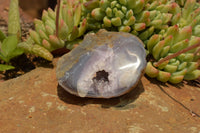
[57,81,144,109]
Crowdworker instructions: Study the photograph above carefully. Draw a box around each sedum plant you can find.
[145,0,200,83]
[18,0,87,61]
[82,0,200,83]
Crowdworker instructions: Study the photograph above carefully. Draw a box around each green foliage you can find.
[0,64,15,71]
[0,30,6,42]
[18,0,87,61]
[3,0,200,83]
[0,35,23,63]
[0,0,23,71]
[8,0,21,38]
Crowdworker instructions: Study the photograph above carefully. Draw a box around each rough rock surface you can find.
[0,59,200,132]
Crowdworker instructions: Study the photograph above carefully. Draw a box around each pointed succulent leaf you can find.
[58,19,69,40]
[32,44,53,61]
[171,68,187,76]
[74,3,82,26]
[139,26,154,41]
[78,19,87,37]
[160,46,170,58]
[150,19,162,28]
[29,30,41,45]
[178,53,194,62]
[169,2,181,15]
[103,17,112,27]
[42,10,51,22]
[0,30,6,42]
[1,35,18,59]
[45,19,56,30]
[136,11,150,23]
[170,39,189,53]
[157,70,171,82]
[68,26,79,41]
[84,0,100,10]
[147,1,159,10]
[175,26,192,43]
[184,70,200,80]
[48,8,56,20]
[171,13,181,25]
[119,0,127,5]
[147,34,160,53]
[42,39,53,51]
[38,30,49,41]
[105,7,113,17]
[156,4,170,13]
[126,9,134,19]
[111,17,122,26]
[164,25,179,38]
[133,0,145,14]
[156,60,169,69]
[66,10,74,33]
[178,62,187,71]
[8,0,21,38]
[115,10,125,19]
[169,59,180,66]
[100,0,110,11]
[145,62,159,78]
[152,40,165,60]
[133,23,146,31]
[186,62,199,73]
[127,0,136,9]
[35,23,46,34]
[118,26,131,32]
[121,6,127,14]
[123,16,135,26]
[0,64,15,71]
[169,75,184,84]
[91,8,105,21]
[49,35,64,48]
[164,64,177,73]
[182,0,196,19]
[45,25,54,36]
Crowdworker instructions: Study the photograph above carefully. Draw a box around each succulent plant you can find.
[83,0,175,38]
[18,0,87,61]
[145,25,200,83]
[144,0,200,83]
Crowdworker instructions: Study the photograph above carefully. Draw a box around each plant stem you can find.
[154,43,200,67]
[56,0,61,37]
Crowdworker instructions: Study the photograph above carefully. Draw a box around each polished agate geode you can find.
[56,30,146,98]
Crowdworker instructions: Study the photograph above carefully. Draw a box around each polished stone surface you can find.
[56,30,146,98]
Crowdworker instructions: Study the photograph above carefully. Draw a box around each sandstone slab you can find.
[0,59,200,132]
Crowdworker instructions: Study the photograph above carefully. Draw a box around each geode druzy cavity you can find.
[56,30,146,98]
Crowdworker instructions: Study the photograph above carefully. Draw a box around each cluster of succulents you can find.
[18,0,87,61]
[83,0,176,40]
[145,0,200,83]
[82,0,200,83]
[145,25,200,83]
[16,0,200,83]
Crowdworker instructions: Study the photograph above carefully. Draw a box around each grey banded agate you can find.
[56,30,146,98]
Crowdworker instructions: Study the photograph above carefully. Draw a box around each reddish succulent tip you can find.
[171,2,178,8]
[174,25,179,28]
[185,39,189,42]
[82,18,87,26]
